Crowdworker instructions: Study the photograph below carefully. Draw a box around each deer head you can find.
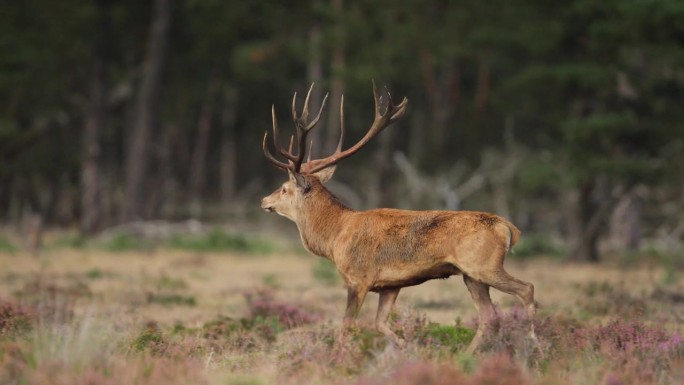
[260,82,408,221]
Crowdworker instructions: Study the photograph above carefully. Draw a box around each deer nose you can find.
[261,199,274,212]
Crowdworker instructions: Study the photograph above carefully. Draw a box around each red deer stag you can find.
[261,83,536,352]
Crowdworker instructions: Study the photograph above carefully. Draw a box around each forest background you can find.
[1,0,683,262]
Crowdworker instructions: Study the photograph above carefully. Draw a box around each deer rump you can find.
[338,210,518,292]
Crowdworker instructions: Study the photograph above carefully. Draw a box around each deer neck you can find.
[295,184,351,260]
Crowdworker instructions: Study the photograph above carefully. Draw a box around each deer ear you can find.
[313,166,336,184]
[288,170,311,193]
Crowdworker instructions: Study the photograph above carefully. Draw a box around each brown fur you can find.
[262,173,536,352]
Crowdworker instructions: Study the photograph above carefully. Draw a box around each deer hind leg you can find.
[481,269,536,340]
[463,275,497,354]
[375,288,404,347]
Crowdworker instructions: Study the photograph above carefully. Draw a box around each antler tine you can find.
[382,86,408,122]
[291,91,298,122]
[293,89,329,172]
[272,105,298,162]
[307,140,314,162]
[301,83,315,122]
[305,92,329,131]
[291,83,317,125]
[372,80,380,117]
[262,131,290,171]
[336,95,345,152]
[271,105,280,146]
[384,86,393,113]
[390,96,409,122]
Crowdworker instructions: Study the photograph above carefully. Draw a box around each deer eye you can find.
[281,186,287,194]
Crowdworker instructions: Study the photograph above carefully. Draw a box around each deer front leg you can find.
[375,288,404,347]
[343,285,368,328]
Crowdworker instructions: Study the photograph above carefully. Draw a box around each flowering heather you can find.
[475,307,541,357]
[390,308,430,342]
[12,280,88,324]
[244,289,322,329]
[354,354,529,385]
[2,250,684,385]
[585,318,684,380]
[469,352,528,385]
[0,298,35,336]
[276,326,366,383]
[577,281,648,318]
[588,319,683,356]
[355,360,465,385]
[22,355,208,385]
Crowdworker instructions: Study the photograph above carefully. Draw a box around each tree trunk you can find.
[123,0,172,222]
[367,127,394,208]
[189,74,221,216]
[324,0,345,155]
[474,61,490,115]
[420,49,440,158]
[0,175,12,221]
[566,178,613,263]
[81,0,109,234]
[220,85,238,205]
[151,122,175,218]
[407,110,426,167]
[306,22,324,158]
[564,183,595,262]
[420,52,458,163]
[609,190,643,251]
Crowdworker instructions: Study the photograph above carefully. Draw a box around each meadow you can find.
[0,230,683,385]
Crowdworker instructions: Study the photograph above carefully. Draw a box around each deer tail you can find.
[507,222,521,248]
[497,219,521,252]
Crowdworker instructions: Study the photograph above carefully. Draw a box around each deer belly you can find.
[371,263,461,292]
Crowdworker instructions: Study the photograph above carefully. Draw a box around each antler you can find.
[263,81,408,175]
[301,81,408,174]
[263,83,328,172]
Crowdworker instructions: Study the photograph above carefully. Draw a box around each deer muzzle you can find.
[261,198,275,212]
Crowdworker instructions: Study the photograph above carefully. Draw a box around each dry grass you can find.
[1,245,683,384]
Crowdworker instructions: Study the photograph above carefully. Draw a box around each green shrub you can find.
[513,233,563,258]
[0,236,17,254]
[311,259,339,286]
[352,327,388,355]
[84,269,104,280]
[147,293,196,307]
[167,229,276,254]
[154,274,188,290]
[50,234,87,249]
[131,324,166,352]
[0,299,35,336]
[261,274,279,288]
[103,234,152,251]
[202,316,245,339]
[422,323,475,351]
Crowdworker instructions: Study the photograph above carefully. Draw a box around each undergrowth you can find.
[1,284,683,384]
[0,236,17,254]
[41,228,282,254]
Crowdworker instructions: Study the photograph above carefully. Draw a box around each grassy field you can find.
[0,233,683,385]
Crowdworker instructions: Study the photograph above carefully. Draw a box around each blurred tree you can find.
[81,0,111,234]
[498,0,684,261]
[123,0,172,222]
[0,0,681,258]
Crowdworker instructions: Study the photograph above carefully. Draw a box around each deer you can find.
[260,83,536,353]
